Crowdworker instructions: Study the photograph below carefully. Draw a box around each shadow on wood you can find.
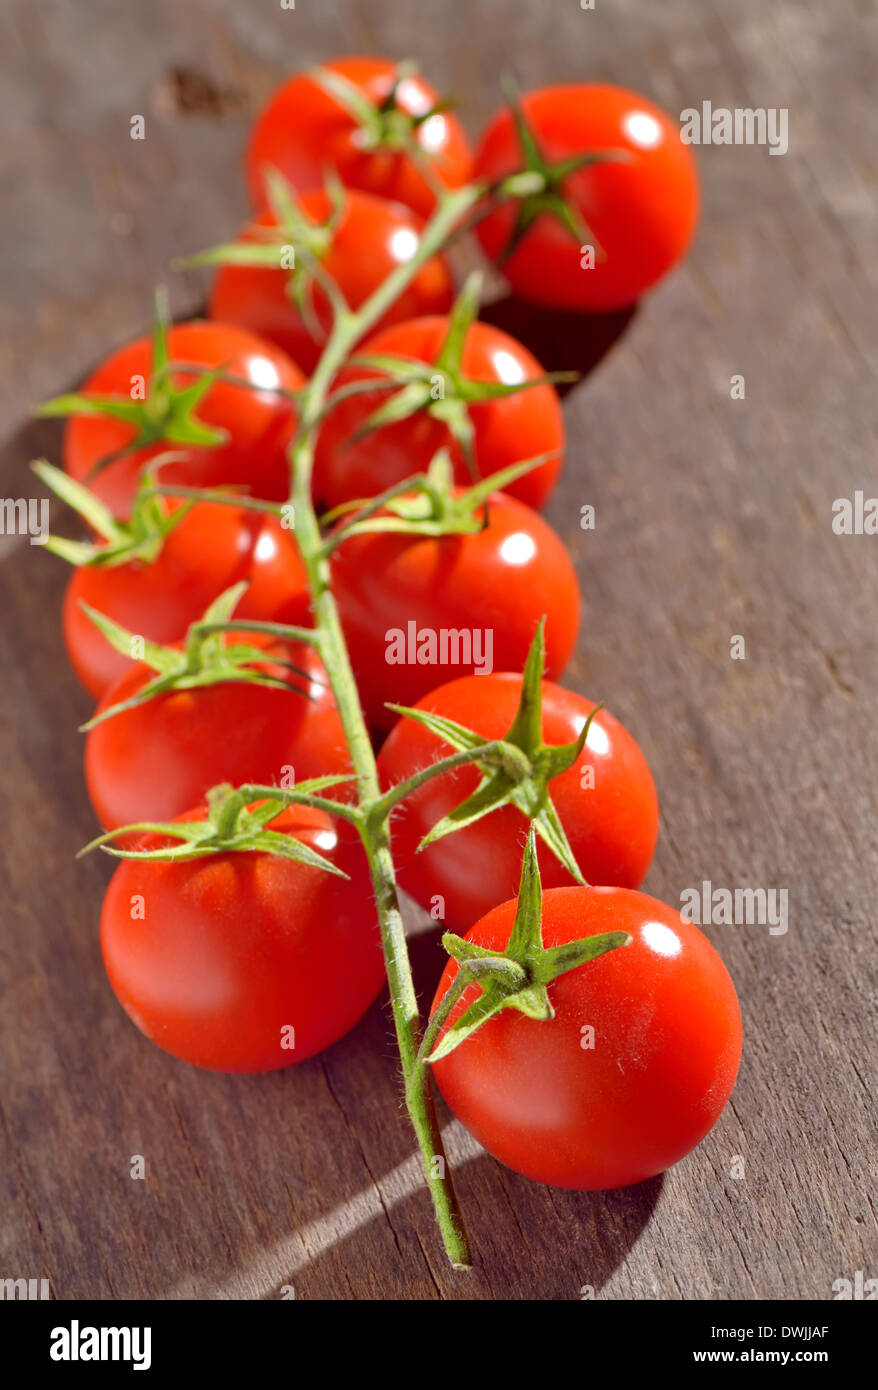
[480,293,636,398]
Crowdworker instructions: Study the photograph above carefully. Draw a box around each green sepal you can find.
[427,828,630,1062]
[31,459,195,569]
[490,78,630,265]
[308,60,444,160]
[351,379,434,440]
[78,583,316,731]
[79,779,351,875]
[326,447,562,549]
[337,272,569,476]
[389,622,603,886]
[78,602,179,675]
[35,288,228,477]
[180,167,342,350]
[309,64,383,137]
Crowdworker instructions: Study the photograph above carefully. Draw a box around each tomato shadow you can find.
[479,292,637,397]
[0,414,63,489]
[387,920,665,1296]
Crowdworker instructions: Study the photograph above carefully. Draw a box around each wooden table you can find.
[1,0,875,1301]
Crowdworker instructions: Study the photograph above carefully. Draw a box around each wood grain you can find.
[1,0,875,1300]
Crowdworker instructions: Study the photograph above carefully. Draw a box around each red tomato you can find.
[377,673,658,930]
[314,317,564,511]
[64,321,304,519]
[474,85,699,310]
[63,503,310,699]
[209,190,454,374]
[101,803,385,1071]
[246,56,472,219]
[431,886,742,1188]
[85,639,350,831]
[331,490,579,730]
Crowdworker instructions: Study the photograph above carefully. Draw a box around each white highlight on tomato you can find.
[499,531,537,566]
[248,355,282,391]
[419,114,447,151]
[397,77,431,115]
[389,227,419,262]
[492,349,526,385]
[581,718,609,757]
[623,111,663,148]
[642,920,683,958]
[254,530,277,562]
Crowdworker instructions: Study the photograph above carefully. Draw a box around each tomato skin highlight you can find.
[246,56,472,219]
[431,886,742,1189]
[474,84,699,310]
[85,640,351,831]
[64,321,304,520]
[63,503,310,699]
[377,673,658,931]
[101,804,385,1072]
[331,490,580,730]
[208,190,454,375]
[314,317,564,511]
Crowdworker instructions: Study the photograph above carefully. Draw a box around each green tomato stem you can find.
[367,741,509,821]
[283,183,482,1270]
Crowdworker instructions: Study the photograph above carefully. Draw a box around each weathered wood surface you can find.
[1,0,875,1301]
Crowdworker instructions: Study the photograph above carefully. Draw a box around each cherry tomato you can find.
[314,317,564,511]
[64,321,303,519]
[474,85,699,310]
[331,490,579,730]
[377,673,658,930]
[209,190,454,374]
[246,56,472,219]
[63,503,310,699]
[101,803,385,1072]
[85,639,350,831]
[431,886,742,1188]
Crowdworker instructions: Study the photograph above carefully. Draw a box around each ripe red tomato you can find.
[474,85,699,310]
[430,886,742,1188]
[85,639,351,831]
[377,673,658,930]
[331,490,579,730]
[208,189,454,374]
[314,317,564,511]
[101,803,385,1071]
[246,56,472,219]
[63,503,310,699]
[64,321,304,519]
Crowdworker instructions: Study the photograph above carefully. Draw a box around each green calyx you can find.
[492,80,629,265]
[79,583,318,731]
[31,458,193,568]
[427,826,630,1061]
[311,60,453,158]
[324,445,559,549]
[345,271,575,472]
[79,778,352,871]
[388,621,603,882]
[180,169,350,341]
[36,288,228,477]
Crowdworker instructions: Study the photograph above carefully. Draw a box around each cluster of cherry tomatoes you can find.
[43,56,741,1197]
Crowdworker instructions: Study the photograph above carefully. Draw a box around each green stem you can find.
[410,955,525,1074]
[367,741,508,821]
[283,182,483,1270]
